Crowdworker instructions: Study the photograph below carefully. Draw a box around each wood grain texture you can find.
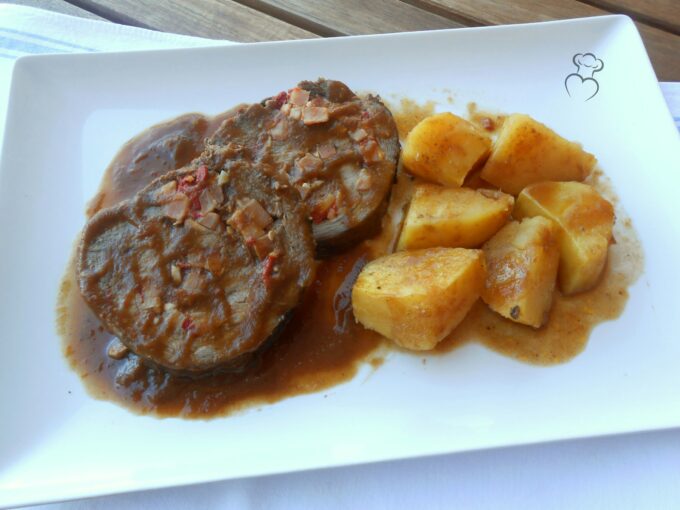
[581,0,679,33]
[66,0,317,41]
[404,0,680,80]
[235,0,463,35]
[3,0,104,19]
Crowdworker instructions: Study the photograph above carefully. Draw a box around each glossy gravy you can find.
[59,244,384,418]
[58,99,643,418]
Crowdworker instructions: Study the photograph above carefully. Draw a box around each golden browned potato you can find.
[351,248,486,350]
[514,181,614,295]
[482,217,560,328]
[397,184,513,250]
[481,114,596,195]
[401,112,492,187]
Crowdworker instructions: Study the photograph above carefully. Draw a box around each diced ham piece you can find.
[234,198,273,231]
[289,107,302,120]
[359,138,385,163]
[198,184,224,214]
[328,102,361,118]
[311,193,336,224]
[317,142,337,159]
[303,106,329,125]
[248,234,274,261]
[296,153,323,175]
[299,183,312,200]
[350,128,368,142]
[270,118,289,141]
[197,211,221,230]
[227,291,248,324]
[356,168,373,192]
[228,198,274,258]
[288,87,310,106]
[141,285,162,312]
[326,203,339,220]
[107,339,129,360]
[163,195,189,223]
[185,218,213,233]
[217,170,229,185]
[181,270,204,294]
[170,264,182,284]
[156,180,177,201]
[306,97,327,107]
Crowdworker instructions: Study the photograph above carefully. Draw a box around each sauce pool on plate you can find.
[58,245,384,418]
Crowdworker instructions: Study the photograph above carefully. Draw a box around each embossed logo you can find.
[565,53,604,101]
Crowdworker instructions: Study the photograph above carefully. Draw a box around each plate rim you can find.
[1,14,678,508]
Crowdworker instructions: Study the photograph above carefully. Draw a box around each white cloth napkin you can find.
[1,5,679,510]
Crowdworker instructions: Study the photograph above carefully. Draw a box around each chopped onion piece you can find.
[163,195,189,223]
[197,211,221,230]
[270,118,289,141]
[289,107,302,120]
[289,87,310,106]
[350,128,368,142]
[317,142,337,159]
[356,168,373,191]
[170,264,181,284]
[303,106,329,125]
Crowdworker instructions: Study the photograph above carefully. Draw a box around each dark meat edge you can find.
[259,79,400,258]
[313,167,396,258]
[134,308,295,379]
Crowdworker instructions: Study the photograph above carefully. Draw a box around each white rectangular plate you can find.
[1,16,679,508]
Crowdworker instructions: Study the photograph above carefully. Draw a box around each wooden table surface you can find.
[10,0,680,80]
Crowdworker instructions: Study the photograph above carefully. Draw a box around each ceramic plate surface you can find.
[1,15,679,508]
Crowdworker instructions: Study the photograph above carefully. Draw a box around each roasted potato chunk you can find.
[514,181,614,295]
[351,248,486,350]
[481,114,596,195]
[482,217,560,328]
[397,184,513,250]
[401,112,492,187]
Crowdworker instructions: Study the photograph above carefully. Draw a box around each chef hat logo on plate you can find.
[565,53,604,101]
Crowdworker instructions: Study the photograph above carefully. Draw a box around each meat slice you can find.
[78,146,315,374]
[208,78,400,257]
[87,107,245,217]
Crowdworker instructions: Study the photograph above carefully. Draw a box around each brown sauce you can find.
[59,245,383,418]
[466,102,506,134]
[58,96,643,419]
[86,107,243,217]
[436,222,641,363]
[387,98,435,140]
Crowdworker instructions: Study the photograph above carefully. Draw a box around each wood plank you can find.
[67,0,317,41]
[236,0,464,36]
[404,0,680,80]
[582,0,679,34]
[4,0,104,19]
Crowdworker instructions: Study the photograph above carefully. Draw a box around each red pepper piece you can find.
[273,91,288,109]
[262,253,278,286]
[195,165,208,183]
